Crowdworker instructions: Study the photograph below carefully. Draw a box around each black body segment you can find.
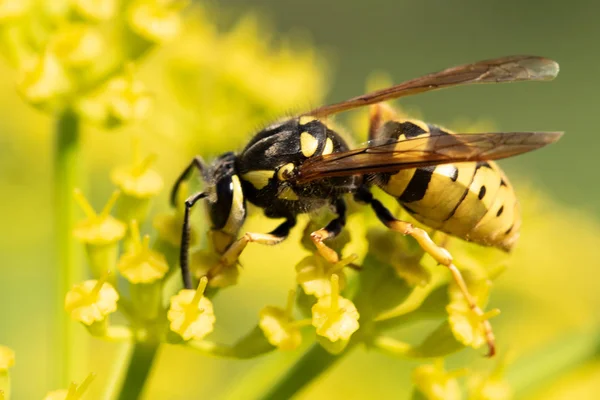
[237,117,359,219]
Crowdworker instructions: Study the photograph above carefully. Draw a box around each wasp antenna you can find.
[170,156,206,207]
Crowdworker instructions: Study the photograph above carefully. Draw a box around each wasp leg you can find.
[171,156,206,207]
[368,103,398,141]
[310,199,347,264]
[208,218,297,280]
[180,191,209,289]
[355,189,496,357]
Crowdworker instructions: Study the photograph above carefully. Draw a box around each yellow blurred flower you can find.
[43,373,95,400]
[0,346,14,371]
[118,221,169,283]
[413,360,463,400]
[71,0,117,21]
[127,0,185,42]
[111,152,163,199]
[311,274,359,342]
[17,51,71,106]
[190,237,239,288]
[49,23,104,68]
[296,253,356,298]
[72,189,126,245]
[447,271,500,351]
[64,278,119,325]
[259,290,303,350]
[105,73,153,123]
[168,277,216,340]
[0,0,30,21]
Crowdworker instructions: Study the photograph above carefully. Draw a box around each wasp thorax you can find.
[277,163,295,181]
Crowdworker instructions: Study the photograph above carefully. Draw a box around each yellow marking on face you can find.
[277,186,299,201]
[241,170,274,190]
[300,132,319,157]
[322,137,334,155]
[277,163,295,181]
[299,115,317,125]
[222,175,245,236]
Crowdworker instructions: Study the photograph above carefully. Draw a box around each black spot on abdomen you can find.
[398,166,434,203]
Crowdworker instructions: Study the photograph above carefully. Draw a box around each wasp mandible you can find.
[171,55,562,356]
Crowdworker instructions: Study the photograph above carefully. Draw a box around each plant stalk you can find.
[116,341,160,400]
[54,109,81,386]
[259,343,355,400]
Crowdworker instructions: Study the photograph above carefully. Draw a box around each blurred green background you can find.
[1,0,599,398]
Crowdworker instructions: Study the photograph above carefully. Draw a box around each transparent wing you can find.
[297,131,563,183]
[302,55,559,118]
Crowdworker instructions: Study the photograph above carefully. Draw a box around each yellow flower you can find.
[111,138,163,199]
[412,360,463,400]
[0,0,29,21]
[71,0,117,21]
[118,221,169,283]
[258,290,304,351]
[0,346,14,371]
[168,277,216,340]
[17,51,71,106]
[43,373,96,400]
[296,253,356,298]
[468,354,513,400]
[64,278,119,325]
[190,247,239,288]
[447,273,500,350]
[49,24,104,68]
[311,274,359,342]
[127,0,185,42]
[105,72,153,123]
[72,189,126,246]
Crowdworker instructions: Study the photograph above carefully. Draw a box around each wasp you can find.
[171,55,562,356]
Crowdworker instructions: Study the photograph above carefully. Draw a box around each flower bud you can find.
[258,290,303,351]
[64,277,119,336]
[168,277,216,340]
[296,253,355,298]
[43,372,96,400]
[311,274,359,349]
[111,137,163,222]
[73,189,126,279]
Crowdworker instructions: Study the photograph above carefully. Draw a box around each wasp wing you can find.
[297,131,562,183]
[303,56,559,118]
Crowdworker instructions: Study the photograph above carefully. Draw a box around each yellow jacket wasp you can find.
[171,55,562,356]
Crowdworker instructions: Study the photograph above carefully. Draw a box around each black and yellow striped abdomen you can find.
[376,120,520,251]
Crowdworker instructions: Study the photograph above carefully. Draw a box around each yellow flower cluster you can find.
[0,0,179,124]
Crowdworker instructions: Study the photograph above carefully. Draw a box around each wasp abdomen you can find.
[377,120,520,251]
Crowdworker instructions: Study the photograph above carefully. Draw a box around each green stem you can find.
[259,343,354,400]
[116,341,160,400]
[54,109,81,386]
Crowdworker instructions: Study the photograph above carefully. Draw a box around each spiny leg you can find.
[310,199,347,264]
[171,156,205,207]
[180,191,209,289]
[355,189,496,356]
[208,218,297,279]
